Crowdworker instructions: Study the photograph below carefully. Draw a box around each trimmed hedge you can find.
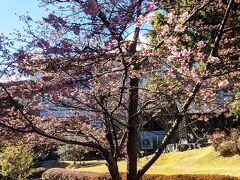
[42,168,112,180]
[142,174,239,180]
[42,168,239,180]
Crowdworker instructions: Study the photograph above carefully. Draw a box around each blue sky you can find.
[0,0,46,35]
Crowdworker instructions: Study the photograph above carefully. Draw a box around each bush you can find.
[210,128,240,156]
[211,130,226,150]
[42,168,112,180]
[217,140,236,157]
[141,174,238,180]
[0,143,33,180]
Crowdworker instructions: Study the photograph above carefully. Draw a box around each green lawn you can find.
[64,146,240,178]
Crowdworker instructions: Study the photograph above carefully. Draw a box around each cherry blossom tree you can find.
[0,0,240,179]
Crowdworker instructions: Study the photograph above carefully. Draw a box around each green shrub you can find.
[0,143,33,180]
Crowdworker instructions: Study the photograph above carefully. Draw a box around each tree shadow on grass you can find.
[71,161,106,168]
[39,160,69,169]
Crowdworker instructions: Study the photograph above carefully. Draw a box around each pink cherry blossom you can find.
[196,41,206,49]
[218,80,229,89]
[180,12,189,22]
[167,12,176,24]
[145,0,155,12]
[36,39,50,49]
[136,15,144,27]
[207,56,221,64]
[174,24,186,32]
[196,52,205,61]
[157,25,169,36]
[181,48,191,58]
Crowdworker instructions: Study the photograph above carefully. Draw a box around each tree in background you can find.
[57,144,85,165]
[0,0,240,179]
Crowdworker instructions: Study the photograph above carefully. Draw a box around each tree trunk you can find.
[107,160,121,180]
[104,151,122,180]
[127,77,139,180]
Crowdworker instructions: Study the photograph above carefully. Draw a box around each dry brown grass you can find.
[42,168,239,180]
[70,146,240,178]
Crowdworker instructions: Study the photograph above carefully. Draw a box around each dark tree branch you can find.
[118,129,127,153]
[0,122,32,133]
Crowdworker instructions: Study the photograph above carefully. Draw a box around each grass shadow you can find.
[70,161,106,168]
